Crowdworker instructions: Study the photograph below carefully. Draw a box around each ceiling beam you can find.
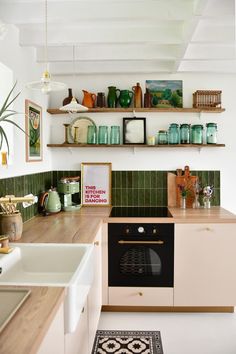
[36,44,181,62]
[18,24,183,46]
[49,60,174,75]
[0,1,195,24]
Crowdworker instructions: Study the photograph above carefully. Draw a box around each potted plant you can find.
[0,81,26,155]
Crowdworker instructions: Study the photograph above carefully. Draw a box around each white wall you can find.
[48,73,236,212]
[0,24,52,178]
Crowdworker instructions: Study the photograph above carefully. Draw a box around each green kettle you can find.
[39,188,61,214]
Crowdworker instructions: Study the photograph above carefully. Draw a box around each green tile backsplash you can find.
[112,170,220,207]
[0,171,53,222]
[0,170,220,222]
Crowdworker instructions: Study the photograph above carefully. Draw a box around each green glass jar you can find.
[98,126,108,144]
[180,124,190,144]
[110,126,120,145]
[206,123,217,144]
[87,125,97,144]
[158,130,168,145]
[168,123,179,144]
[191,124,204,144]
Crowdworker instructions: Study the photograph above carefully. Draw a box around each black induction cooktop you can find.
[109,206,173,218]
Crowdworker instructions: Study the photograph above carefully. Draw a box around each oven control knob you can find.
[138,226,145,233]
[153,228,157,234]
[125,227,130,234]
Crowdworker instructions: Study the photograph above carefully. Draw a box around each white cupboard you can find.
[174,223,236,306]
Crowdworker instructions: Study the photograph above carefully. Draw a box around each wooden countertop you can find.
[1,205,236,354]
[20,206,236,245]
[0,287,65,354]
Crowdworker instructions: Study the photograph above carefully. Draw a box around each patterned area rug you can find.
[92,330,163,354]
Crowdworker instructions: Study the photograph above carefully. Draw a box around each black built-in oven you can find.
[108,223,174,287]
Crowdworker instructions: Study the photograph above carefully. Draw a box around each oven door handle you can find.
[118,240,164,245]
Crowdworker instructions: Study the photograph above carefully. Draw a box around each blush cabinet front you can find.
[174,223,236,307]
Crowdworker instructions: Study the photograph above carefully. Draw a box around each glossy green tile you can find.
[121,171,127,188]
[112,171,116,188]
[214,171,220,189]
[208,171,214,186]
[138,171,145,188]
[144,171,151,189]
[156,189,163,206]
[151,171,157,188]
[132,171,139,188]
[133,188,139,206]
[121,188,128,206]
[156,172,163,189]
[127,171,133,188]
[138,189,145,205]
[116,171,122,189]
[127,189,134,206]
[162,172,167,188]
[201,171,208,186]
[150,189,157,206]
[213,188,220,206]
[5,178,15,195]
[144,189,151,206]
[163,189,167,206]
[0,179,6,197]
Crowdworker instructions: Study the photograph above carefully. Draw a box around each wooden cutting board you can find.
[168,167,198,208]
[176,166,198,208]
[167,172,177,207]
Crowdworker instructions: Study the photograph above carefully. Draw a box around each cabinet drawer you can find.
[108,287,173,306]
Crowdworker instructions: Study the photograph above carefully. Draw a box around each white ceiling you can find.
[0,0,235,75]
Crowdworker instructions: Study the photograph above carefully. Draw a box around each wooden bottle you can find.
[132,82,142,108]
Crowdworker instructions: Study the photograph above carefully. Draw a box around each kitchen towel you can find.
[92,329,163,354]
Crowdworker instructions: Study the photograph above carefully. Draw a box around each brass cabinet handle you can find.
[118,240,164,245]
[94,241,99,246]
[138,292,143,296]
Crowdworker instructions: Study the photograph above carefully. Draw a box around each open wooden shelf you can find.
[47,107,225,115]
[47,143,225,148]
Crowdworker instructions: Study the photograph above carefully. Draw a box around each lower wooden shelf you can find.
[47,143,225,148]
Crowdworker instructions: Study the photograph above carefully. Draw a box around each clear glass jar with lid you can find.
[180,124,190,144]
[168,123,179,144]
[206,123,217,144]
[191,124,204,144]
[158,130,168,145]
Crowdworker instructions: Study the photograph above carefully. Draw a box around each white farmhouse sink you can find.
[0,243,94,333]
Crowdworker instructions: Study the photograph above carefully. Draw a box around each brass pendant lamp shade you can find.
[25,0,67,94]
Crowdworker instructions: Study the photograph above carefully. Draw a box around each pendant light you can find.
[25,0,67,94]
[59,46,88,113]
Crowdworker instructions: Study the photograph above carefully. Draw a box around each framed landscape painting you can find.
[25,99,42,162]
[146,80,183,108]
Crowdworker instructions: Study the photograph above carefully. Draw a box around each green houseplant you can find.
[0,81,26,154]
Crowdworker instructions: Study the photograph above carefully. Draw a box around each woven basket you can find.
[193,90,221,108]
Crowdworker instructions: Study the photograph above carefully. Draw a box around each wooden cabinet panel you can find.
[109,287,173,306]
[174,223,236,306]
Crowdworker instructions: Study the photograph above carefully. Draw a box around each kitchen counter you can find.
[0,287,65,354]
[20,206,236,245]
[1,205,236,354]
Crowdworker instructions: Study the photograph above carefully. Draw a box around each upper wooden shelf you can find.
[47,143,225,148]
[47,107,225,115]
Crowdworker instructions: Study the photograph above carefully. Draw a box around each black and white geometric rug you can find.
[92,330,164,354]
